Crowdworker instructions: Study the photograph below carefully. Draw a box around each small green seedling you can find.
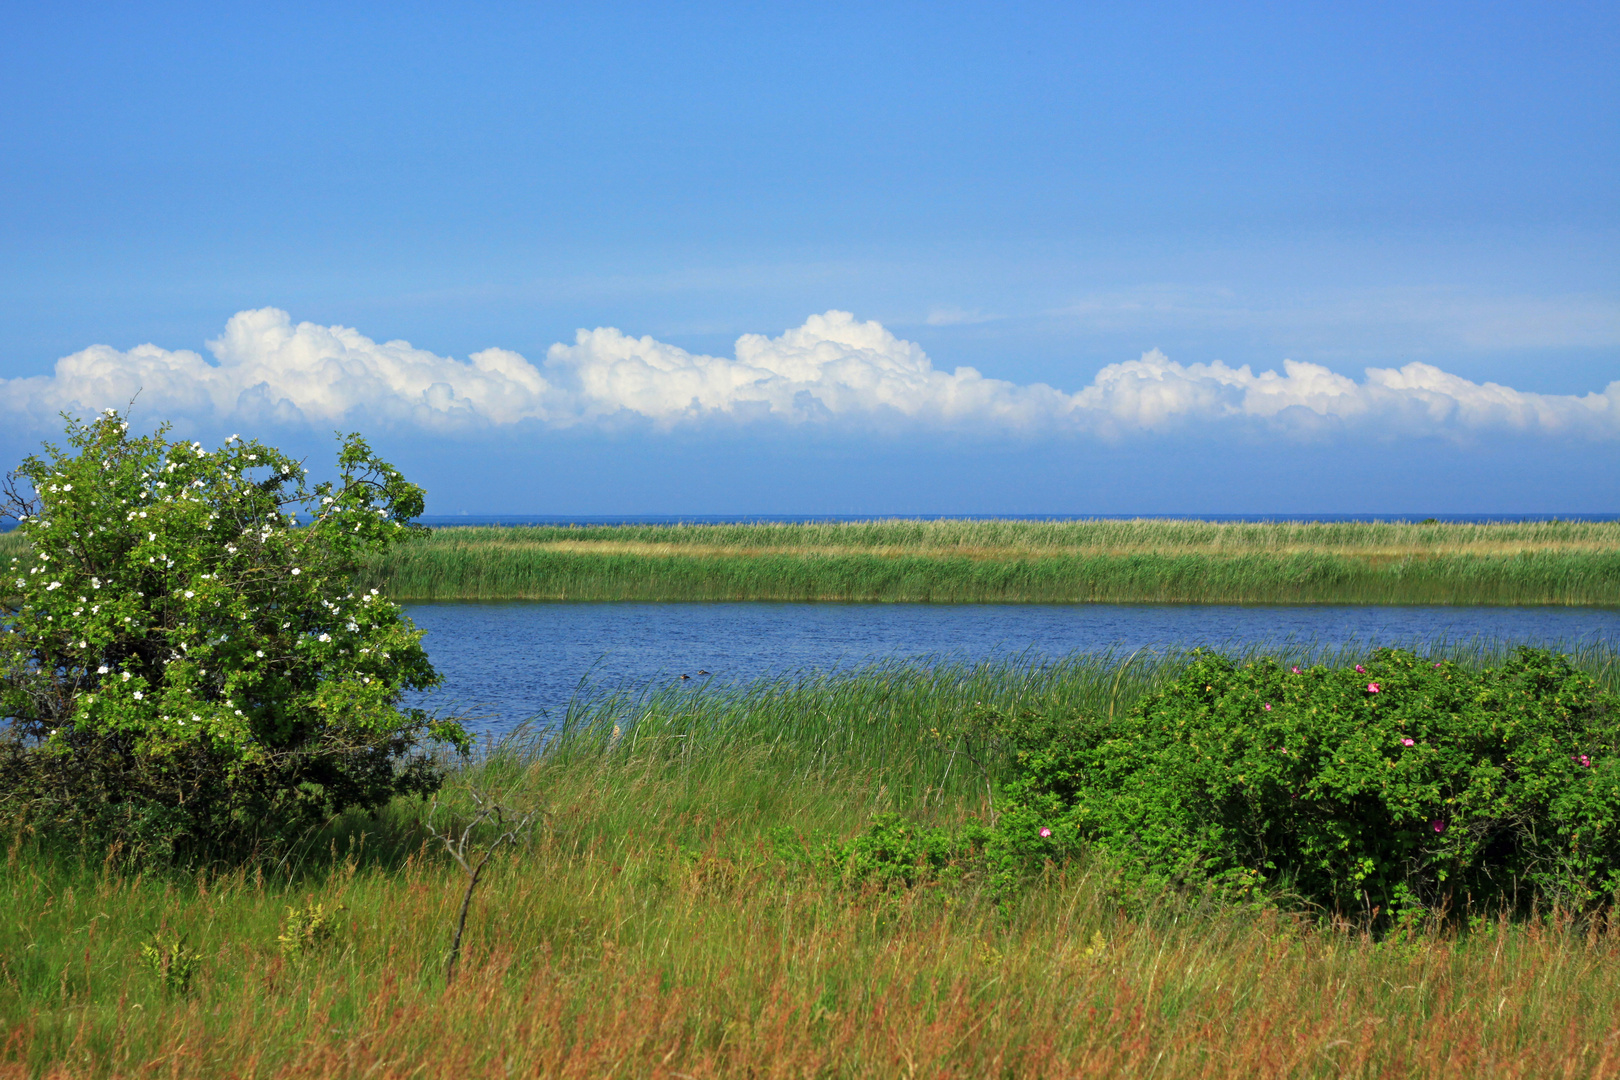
[277,900,346,957]
[139,931,202,994]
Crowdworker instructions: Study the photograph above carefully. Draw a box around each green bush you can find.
[277,900,346,957]
[0,411,468,861]
[991,647,1620,916]
[138,931,203,994]
[788,814,991,890]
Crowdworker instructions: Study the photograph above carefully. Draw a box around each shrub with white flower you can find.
[0,410,467,859]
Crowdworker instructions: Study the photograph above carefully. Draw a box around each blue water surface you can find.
[403,602,1620,737]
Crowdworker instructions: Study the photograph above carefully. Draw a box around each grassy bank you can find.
[8,643,1620,1077]
[363,519,1620,604]
[0,528,25,563]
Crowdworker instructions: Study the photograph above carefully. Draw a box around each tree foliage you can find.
[0,410,467,859]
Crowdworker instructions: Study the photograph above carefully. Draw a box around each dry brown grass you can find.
[11,648,1620,1077]
[10,746,1620,1078]
[8,855,1620,1078]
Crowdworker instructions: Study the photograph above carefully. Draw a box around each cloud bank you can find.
[2,308,1616,441]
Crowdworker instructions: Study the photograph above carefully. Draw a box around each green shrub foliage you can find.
[991,647,1620,915]
[775,814,992,891]
[0,411,468,859]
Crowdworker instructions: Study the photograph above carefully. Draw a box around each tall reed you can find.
[13,520,1617,605]
[405,517,1620,555]
[0,528,26,564]
[365,518,1620,604]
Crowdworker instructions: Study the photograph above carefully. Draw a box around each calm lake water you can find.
[402,602,1620,737]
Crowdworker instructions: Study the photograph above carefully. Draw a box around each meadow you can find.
[8,640,1620,1078]
[361,518,1620,605]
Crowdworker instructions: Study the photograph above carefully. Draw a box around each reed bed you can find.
[364,519,1620,605]
[10,520,1617,605]
[412,518,1620,556]
[0,529,26,563]
[8,642,1620,1077]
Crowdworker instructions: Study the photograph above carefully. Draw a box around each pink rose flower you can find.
[1039,827,1052,838]
[1367,683,1380,693]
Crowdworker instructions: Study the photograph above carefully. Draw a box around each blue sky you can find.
[2,1,1615,514]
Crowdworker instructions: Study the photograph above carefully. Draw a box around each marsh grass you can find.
[0,528,26,566]
[364,519,1620,605]
[412,518,1620,555]
[8,642,1620,1076]
[11,519,1617,604]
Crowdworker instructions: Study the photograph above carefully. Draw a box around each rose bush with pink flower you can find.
[982,646,1620,917]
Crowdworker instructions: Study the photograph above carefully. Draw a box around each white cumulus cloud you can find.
[1,307,1616,441]
[0,309,567,431]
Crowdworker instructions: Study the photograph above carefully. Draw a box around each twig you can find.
[423,791,538,985]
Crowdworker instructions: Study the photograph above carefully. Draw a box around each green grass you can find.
[0,528,25,562]
[407,517,1620,553]
[8,642,1620,1076]
[360,519,1620,604]
[11,519,1618,604]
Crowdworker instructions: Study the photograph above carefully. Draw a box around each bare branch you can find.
[423,791,541,985]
